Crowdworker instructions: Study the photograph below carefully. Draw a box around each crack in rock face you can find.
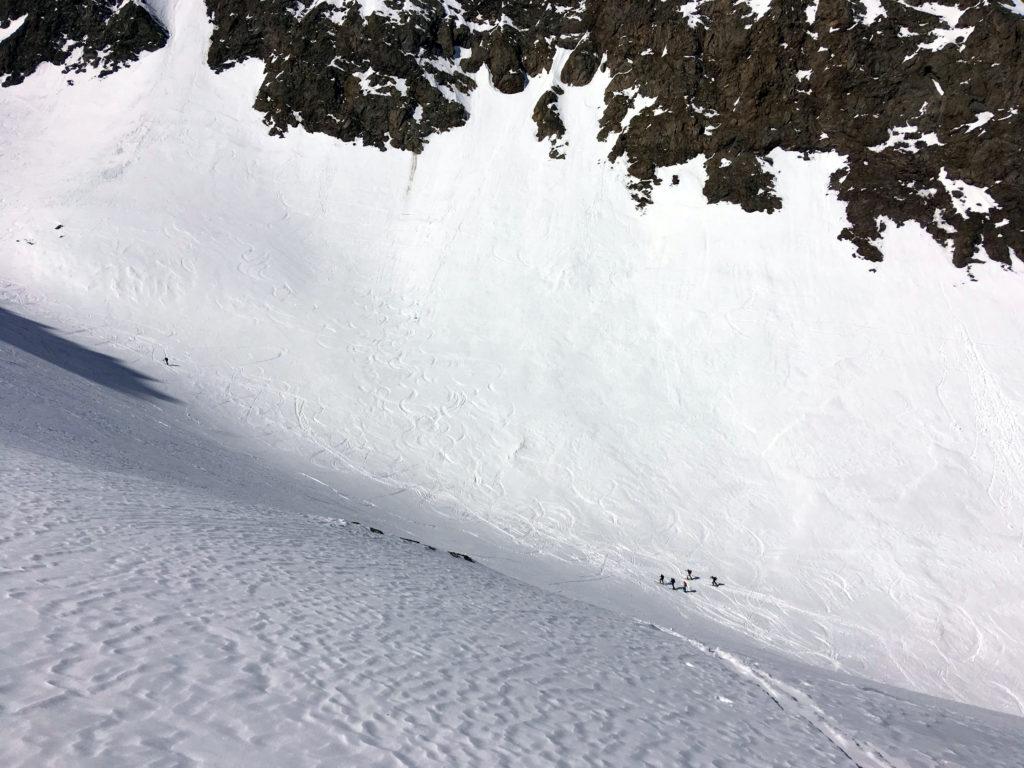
[2,0,1022,269]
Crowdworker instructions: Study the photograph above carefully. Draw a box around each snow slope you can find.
[2,303,1023,767]
[3,0,1024,716]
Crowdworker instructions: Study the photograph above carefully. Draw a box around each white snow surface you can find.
[3,0,1024,722]
[3,303,1023,766]
[0,14,26,46]
[904,1,975,56]
[939,168,998,218]
[859,0,887,25]
[869,124,942,153]
[964,110,994,132]
[739,0,773,20]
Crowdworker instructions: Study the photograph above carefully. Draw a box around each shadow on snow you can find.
[0,306,179,403]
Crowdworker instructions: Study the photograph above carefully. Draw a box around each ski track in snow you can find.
[653,624,895,768]
[3,0,1024,718]
[2,333,1023,767]
[1,446,1014,768]
[1,449,820,768]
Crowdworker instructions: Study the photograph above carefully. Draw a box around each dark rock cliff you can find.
[2,0,1021,269]
[0,0,166,86]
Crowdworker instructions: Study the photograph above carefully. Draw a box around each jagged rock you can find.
[207,1,475,152]
[705,155,783,214]
[561,39,600,86]
[3,0,1022,269]
[0,0,167,87]
[533,87,568,159]
[466,26,528,94]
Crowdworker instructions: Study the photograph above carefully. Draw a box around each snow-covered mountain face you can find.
[3,0,1024,719]
[0,1,167,85]
[4,305,1023,767]
[4,0,1023,267]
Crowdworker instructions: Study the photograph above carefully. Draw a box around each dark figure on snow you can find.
[686,569,693,579]
[682,581,689,593]
[711,576,720,587]
[163,356,170,366]
[669,577,676,590]
[659,574,665,584]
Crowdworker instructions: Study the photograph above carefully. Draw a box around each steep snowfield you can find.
[3,304,1024,767]
[3,0,1024,716]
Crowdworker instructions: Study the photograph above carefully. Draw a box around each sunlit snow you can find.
[3,0,1024,737]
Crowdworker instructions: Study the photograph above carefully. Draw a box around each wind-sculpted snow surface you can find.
[2,320,1023,767]
[3,0,1024,720]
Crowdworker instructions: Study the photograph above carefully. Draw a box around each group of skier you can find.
[160,350,724,601]
[659,569,721,593]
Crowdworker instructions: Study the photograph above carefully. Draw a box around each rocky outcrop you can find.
[0,0,166,86]
[533,87,568,159]
[560,39,601,87]
[704,155,783,215]
[3,0,1022,269]
[206,1,477,153]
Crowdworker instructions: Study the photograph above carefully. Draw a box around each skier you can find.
[686,568,693,580]
[163,356,170,366]
[659,574,665,585]
[669,577,677,590]
[711,576,720,587]
[681,580,689,593]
